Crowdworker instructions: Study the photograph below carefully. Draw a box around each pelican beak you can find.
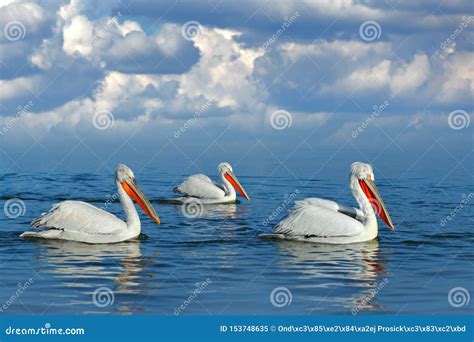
[224,171,250,200]
[121,177,161,225]
[358,178,395,231]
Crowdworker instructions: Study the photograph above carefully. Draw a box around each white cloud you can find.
[0,74,42,101]
[62,15,94,56]
[331,59,392,93]
[390,54,430,95]
[0,1,47,40]
[437,52,474,103]
[1,0,472,154]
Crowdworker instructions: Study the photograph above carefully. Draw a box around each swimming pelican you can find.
[262,162,395,244]
[21,164,160,244]
[173,162,250,204]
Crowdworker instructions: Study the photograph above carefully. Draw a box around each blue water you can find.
[0,167,472,315]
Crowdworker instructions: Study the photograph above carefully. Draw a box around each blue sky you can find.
[0,0,472,176]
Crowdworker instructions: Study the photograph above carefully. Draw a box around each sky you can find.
[0,0,472,177]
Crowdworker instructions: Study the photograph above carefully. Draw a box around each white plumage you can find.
[21,164,160,244]
[263,162,395,244]
[274,198,365,238]
[174,162,250,204]
[175,174,225,199]
[24,201,127,243]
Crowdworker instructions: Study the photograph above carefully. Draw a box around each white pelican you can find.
[21,164,160,244]
[173,162,250,204]
[262,162,395,244]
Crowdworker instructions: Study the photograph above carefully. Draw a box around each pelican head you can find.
[218,162,250,200]
[116,164,161,224]
[350,162,395,231]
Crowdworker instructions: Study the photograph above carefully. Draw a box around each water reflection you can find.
[169,202,245,219]
[274,239,389,313]
[200,203,246,219]
[35,240,155,314]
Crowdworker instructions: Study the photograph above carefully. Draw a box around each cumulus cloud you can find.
[0,0,472,163]
[436,52,474,103]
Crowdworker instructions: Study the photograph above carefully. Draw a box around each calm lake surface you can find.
[1,167,472,315]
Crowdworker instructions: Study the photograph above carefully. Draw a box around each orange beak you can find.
[224,171,250,200]
[121,178,160,224]
[359,178,395,230]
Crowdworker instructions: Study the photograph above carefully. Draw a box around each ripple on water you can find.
[0,172,472,315]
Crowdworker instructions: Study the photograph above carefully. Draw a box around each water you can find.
[1,168,472,315]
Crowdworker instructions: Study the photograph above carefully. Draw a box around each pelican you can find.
[173,162,250,204]
[261,162,395,244]
[21,164,160,244]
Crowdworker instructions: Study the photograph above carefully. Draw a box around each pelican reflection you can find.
[35,240,155,313]
[272,239,389,313]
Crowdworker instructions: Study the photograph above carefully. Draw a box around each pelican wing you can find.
[274,198,364,237]
[300,198,364,221]
[30,201,126,235]
[174,174,225,199]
